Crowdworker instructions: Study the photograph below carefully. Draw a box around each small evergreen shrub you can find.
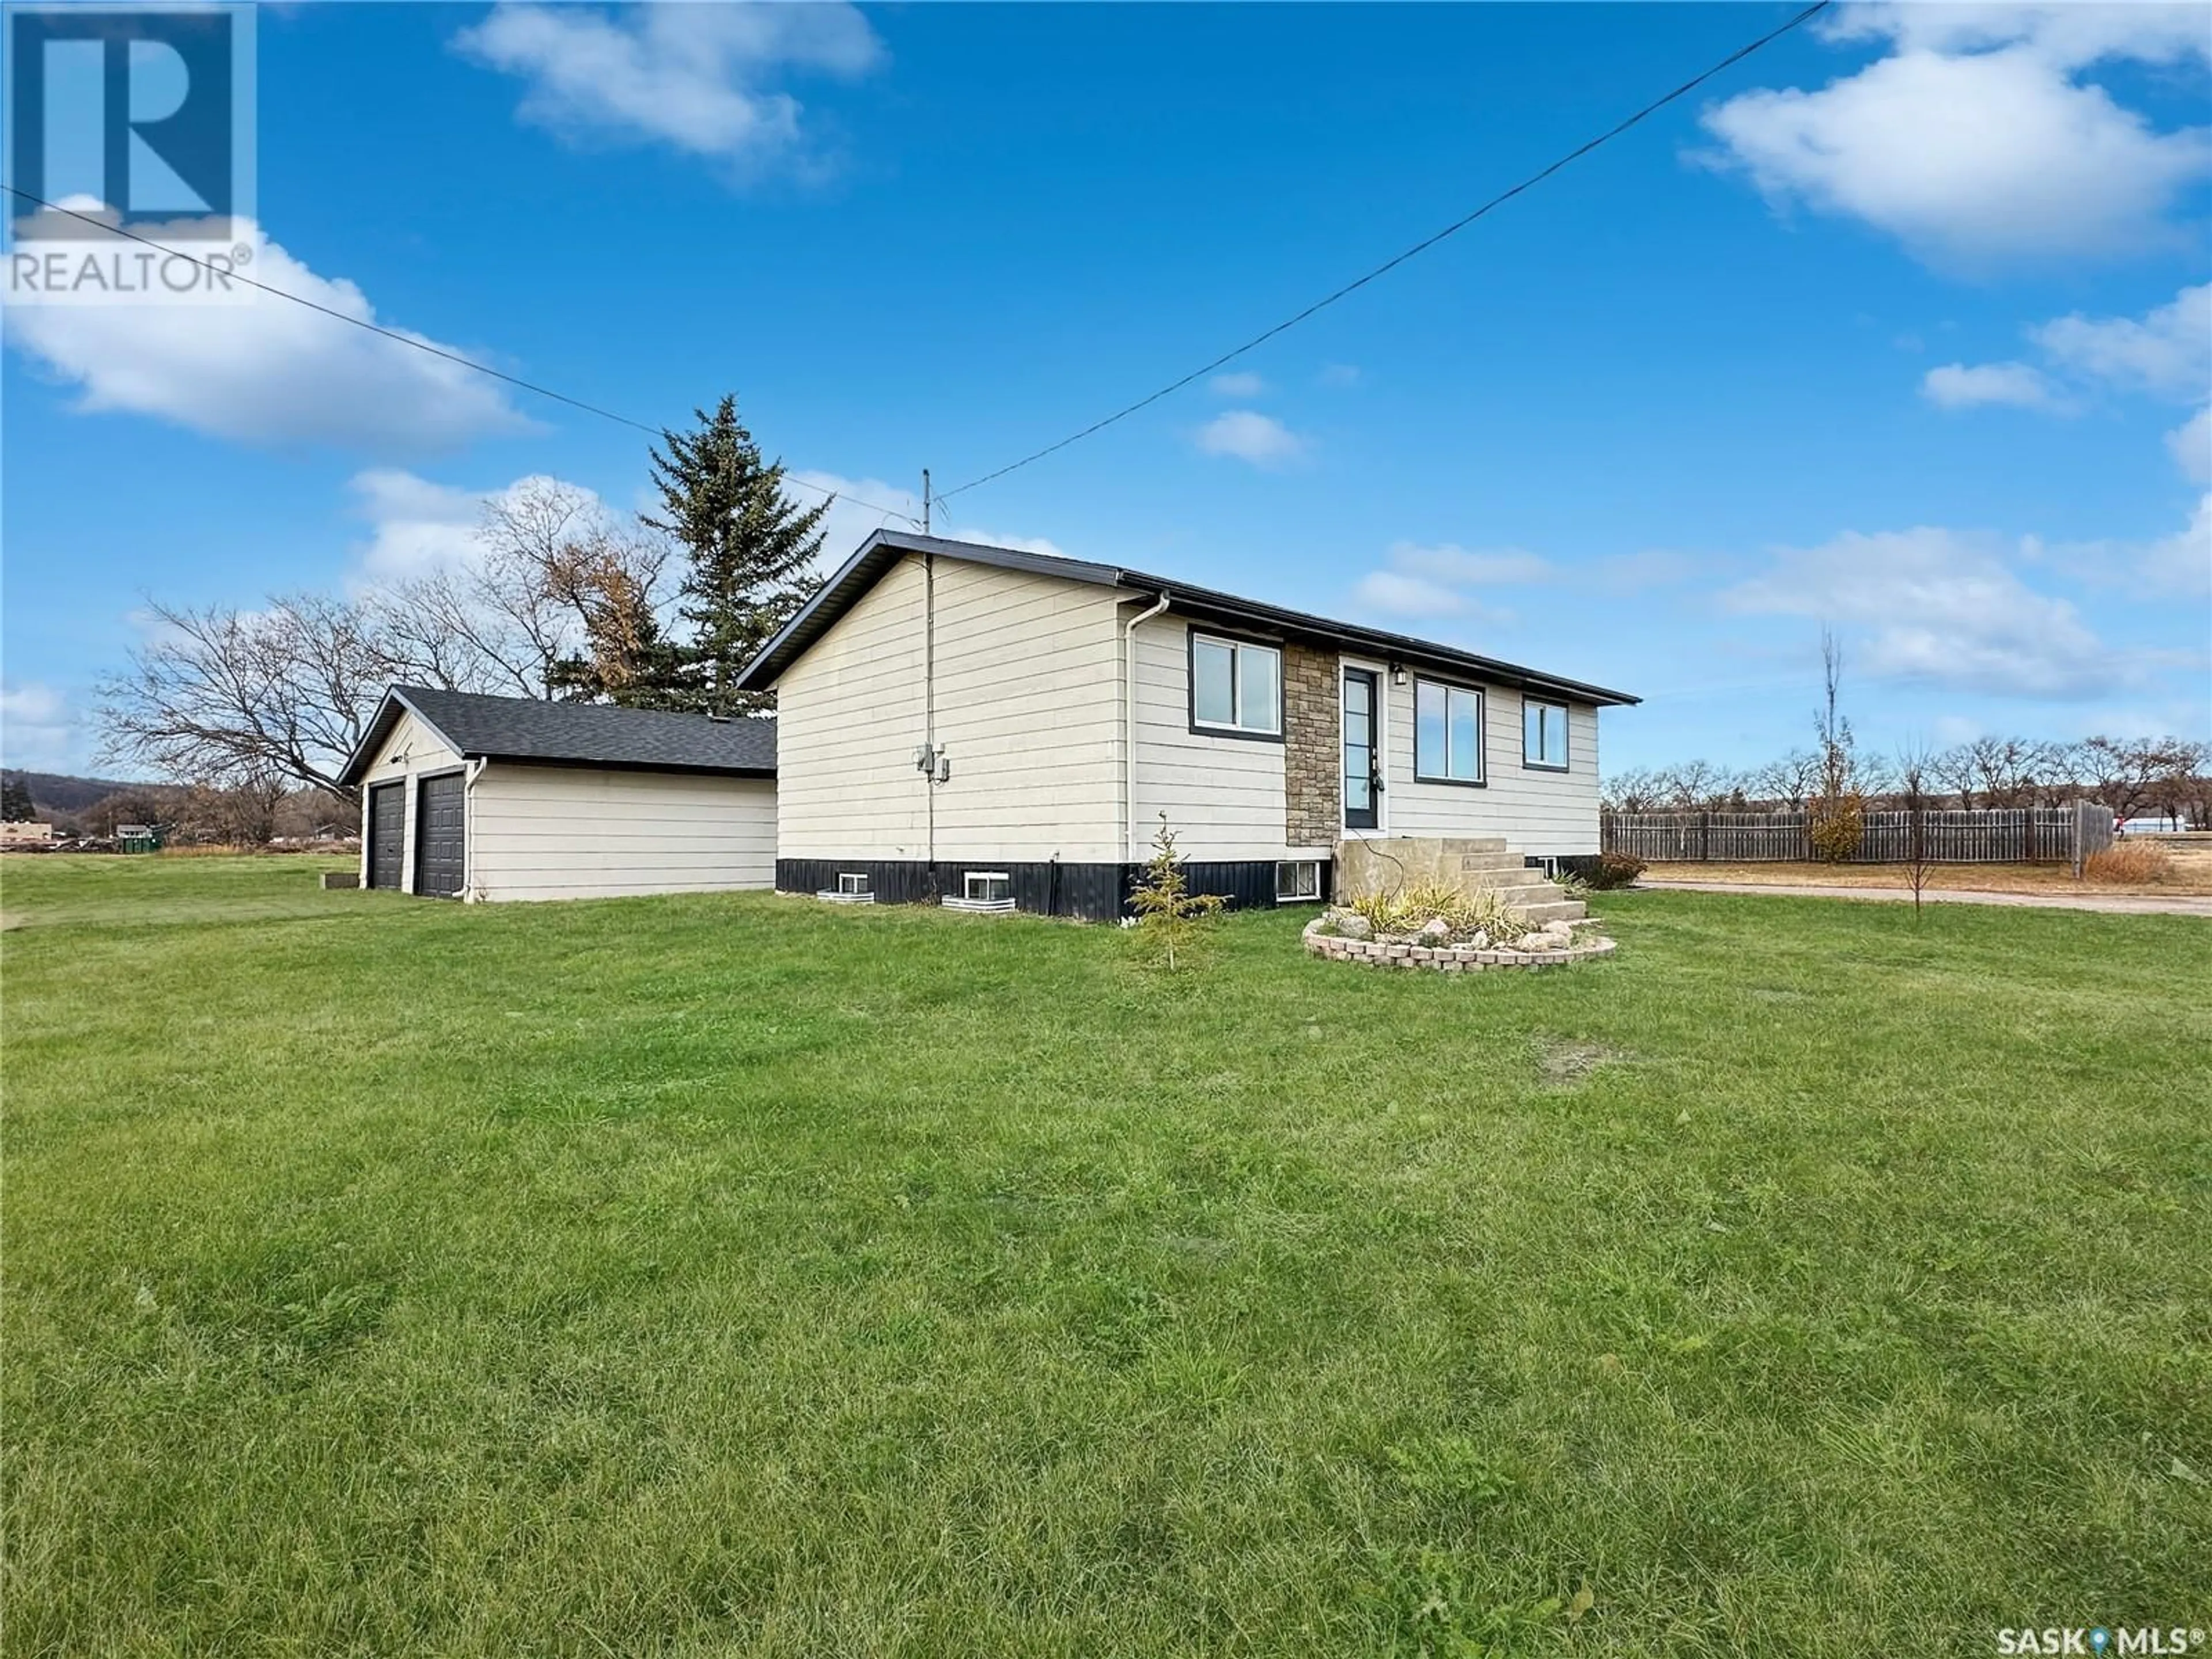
[1127,816,1224,971]
[1584,853,1646,891]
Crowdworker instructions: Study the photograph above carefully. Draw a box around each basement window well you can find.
[1276,861,1323,902]
[943,872,1017,914]
[817,872,875,904]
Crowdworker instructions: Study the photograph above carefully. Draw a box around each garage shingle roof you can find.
[338,686,776,785]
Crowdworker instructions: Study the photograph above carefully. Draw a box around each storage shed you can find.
[338,687,777,902]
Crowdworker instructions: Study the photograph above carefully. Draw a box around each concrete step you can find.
[1515,898,1588,924]
[1453,854,1538,874]
[1478,880,1568,905]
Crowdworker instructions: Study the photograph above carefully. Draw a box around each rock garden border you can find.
[1302,911,1618,971]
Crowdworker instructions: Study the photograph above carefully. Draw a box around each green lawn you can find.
[4,855,2206,1657]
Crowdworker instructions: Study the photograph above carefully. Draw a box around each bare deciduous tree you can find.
[1896,744,1935,918]
[96,594,400,806]
[372,479,675,702]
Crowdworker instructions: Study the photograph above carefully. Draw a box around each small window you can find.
[1275,860,1322,902]
[1524,699,1569,770]
[837,872,870,896]
[964,871,1011,904]
[1414,679,1484,783]
[1190,631,1282,737]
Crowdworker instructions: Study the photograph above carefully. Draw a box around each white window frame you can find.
[1275,860,1323,903]
[1189,630,1283,738]
[837,872,870,895]
[1524,698,1570,771]
[942,870,1017,914]
[1412,677,1486,786]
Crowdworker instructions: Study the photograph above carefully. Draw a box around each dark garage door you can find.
[414,772,466,898]
[367,782,405,890]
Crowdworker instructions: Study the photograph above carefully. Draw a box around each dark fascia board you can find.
[335,688,778,786]
[482,753,774,781]
[730,529,1641,706]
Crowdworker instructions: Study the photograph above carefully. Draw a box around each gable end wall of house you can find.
[775,553,1127,866]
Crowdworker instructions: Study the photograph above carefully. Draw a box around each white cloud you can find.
[1389,542,1554,586]
[456,2,882,175]
[2168,406,2212,484]
[1194,410,1306,468]
[1724,525,2138,695]
[2030,493,2212,599]
[2032,282,2211,397]
[1350,541,1554,620]
[1700,9,2212,267]
[1209,371,1266,398]
[347,469,526,586]
[1921,360,2063,410]
[1351,570,1469,618]
[3,219,528,454]
[0,682,82,772]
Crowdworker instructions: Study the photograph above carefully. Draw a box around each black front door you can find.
[1343,668,1380,831]
[367,782,405,889]
[414,773,466,898]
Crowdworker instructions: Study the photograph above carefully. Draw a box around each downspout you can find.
[1123,591,1172,862]
[463,755,488,902]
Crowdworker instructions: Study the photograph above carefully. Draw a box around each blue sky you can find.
[5,1,2209,778]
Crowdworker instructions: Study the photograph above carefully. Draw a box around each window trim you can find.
[1522,697,1570,772]
[836,872,870,895]
[1275,859,1323,903]
[1411,676,1488,788]
[1185,625,1286,743]
[964,870,1012,902]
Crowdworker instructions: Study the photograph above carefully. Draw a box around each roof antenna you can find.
[922,468,930,535]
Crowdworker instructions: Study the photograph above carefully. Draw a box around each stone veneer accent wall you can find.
[1283,642,1340,851]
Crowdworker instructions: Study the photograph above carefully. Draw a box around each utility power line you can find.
[937,0,1833,502]
[0,185,922,527]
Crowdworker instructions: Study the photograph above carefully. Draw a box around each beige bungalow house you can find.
[732,531,1637,921]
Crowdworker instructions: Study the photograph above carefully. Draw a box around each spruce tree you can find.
[1,772,36,822]
[644,395,831,716]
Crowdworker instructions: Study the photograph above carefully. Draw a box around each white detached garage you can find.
[339,687,777,902]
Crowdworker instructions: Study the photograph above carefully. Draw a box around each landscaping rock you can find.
[1332,910,1373,941]
[1418,916,1453,940]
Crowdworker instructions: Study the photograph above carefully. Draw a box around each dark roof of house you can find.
[336,685,777,785]
[732,530,1641,706]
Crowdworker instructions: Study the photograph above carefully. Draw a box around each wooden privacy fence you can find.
[1603,804,2115,865]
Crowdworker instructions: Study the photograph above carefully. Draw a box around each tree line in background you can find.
[1605,630,2207,834]
[89,395,830,823]
[1605,734,2207,825]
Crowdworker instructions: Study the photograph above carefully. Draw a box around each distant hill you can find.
[8,771,158,816]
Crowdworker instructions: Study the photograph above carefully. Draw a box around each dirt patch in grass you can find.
[1535,1037,1630,1085]
[1643,853,2212,897]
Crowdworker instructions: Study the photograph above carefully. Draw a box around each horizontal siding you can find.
[1131,612,1292,862]
[468,764,775,901]
[775,554,1126,863]
[1379,675,1603,854]
[774,555,931,859]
